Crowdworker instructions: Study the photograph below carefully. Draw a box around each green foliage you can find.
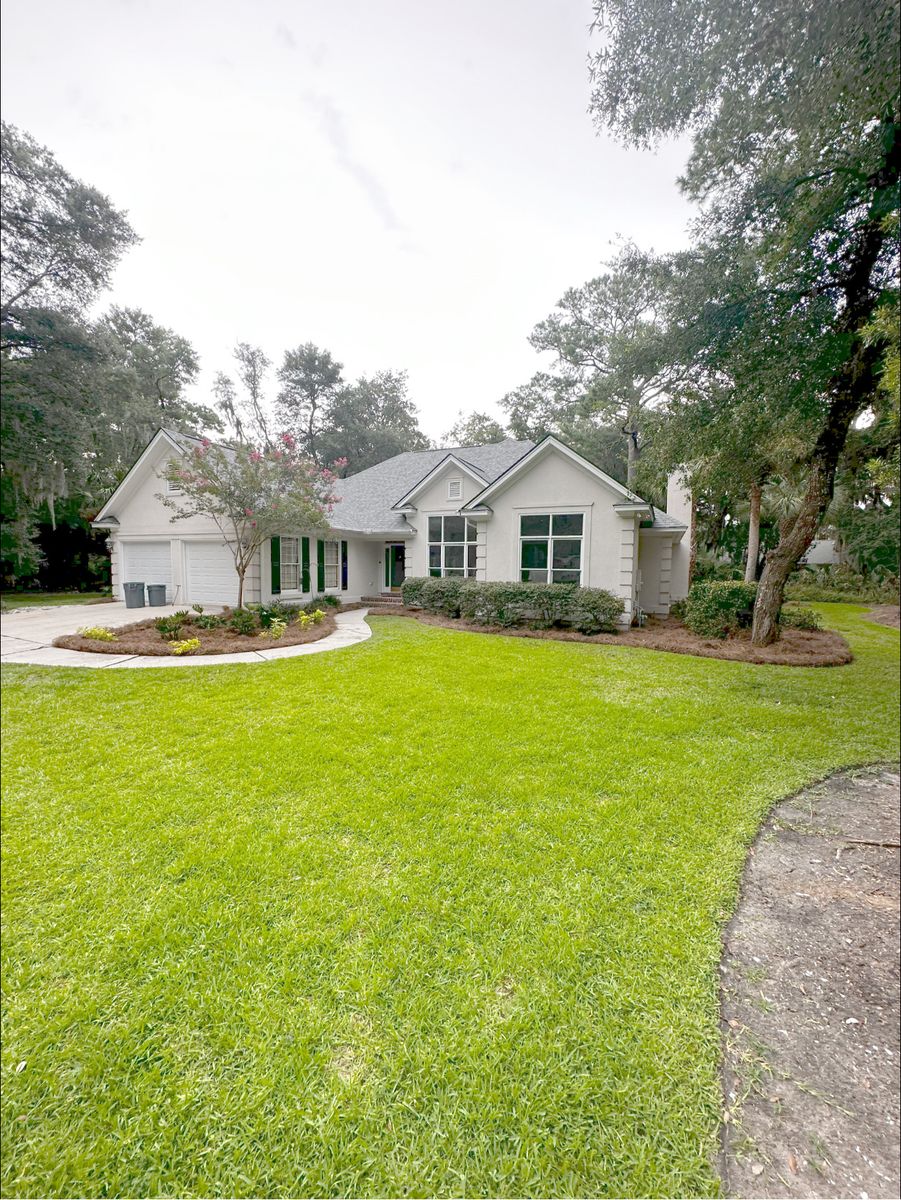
[310,593,341,609]
[297,608,327,630]
[154,612,190,641]
[192,613,224,631]
[684,581,758,639]
[227,609,257,636]
[400,576,428,608]
[831,502,900,575]
[778,606,822,631]
[1,608,897,1197]
[77,625,116,642]
[443,410,508,446]
[258,617,288,641]
[406,576,624,633]
[786,565,901,604]
[1,121,137,315]
[170,637,201,656]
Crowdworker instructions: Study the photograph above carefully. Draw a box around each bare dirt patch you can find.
[719,767,900,1199]
[382,610,852,667]
[865,605,901,629]
[53,610,337,656]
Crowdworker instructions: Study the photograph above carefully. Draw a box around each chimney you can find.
[666,471,693,526]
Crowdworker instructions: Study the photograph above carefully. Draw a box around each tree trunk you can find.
[745,483,762,584]
[688,492,698,586]
[237,568,245,610]
[625,428,638,487]
[751,124,897,645]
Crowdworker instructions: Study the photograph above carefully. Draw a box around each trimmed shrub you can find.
[406,577,624,633]
[311,593,341,609]
[778,605,822,631]
[668,598,687,620]
[400,576,429,609]
[419,576,473,618]
[569,587,626,634]
[683,581,758,639]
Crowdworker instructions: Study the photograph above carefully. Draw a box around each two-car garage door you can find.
[120,540,239,606]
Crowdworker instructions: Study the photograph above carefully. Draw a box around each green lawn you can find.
[1,606,898,1198]
[1,591,111,610]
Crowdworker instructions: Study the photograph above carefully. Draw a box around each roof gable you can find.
[93,429,186,524]
[391,453,489,511]
[461,435,645,511]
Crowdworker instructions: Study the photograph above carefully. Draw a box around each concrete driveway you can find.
[0,602,371,668]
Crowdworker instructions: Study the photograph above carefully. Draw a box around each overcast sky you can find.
[2,0,696,441]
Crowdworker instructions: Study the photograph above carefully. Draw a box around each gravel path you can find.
[719,767,900,1198]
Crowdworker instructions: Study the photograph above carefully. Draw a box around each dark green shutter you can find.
[341,540,348,590]
[270,537,281,594]
[317,539,325,592]
[301,536,310,592]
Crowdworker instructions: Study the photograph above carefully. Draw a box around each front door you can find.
[384,543,405,592]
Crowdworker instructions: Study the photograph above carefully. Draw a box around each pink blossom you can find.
[333,456,348,470]
[201,437,211,448]
[249,450,262,463]
[244,508,254,517]
[279,432,296,448]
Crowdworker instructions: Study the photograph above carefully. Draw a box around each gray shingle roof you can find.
[330,440,534,533]
[650,508,688,530]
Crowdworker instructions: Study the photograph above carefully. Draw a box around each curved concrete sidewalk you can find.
[0,604,372,668]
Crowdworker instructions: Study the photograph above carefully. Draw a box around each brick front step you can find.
[360,595,403,605]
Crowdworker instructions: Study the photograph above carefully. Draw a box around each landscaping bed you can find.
[53,607,336,656]
[866,604,901,629]
[388,608,852,666]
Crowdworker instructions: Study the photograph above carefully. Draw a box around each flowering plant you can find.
[161,435,335,608]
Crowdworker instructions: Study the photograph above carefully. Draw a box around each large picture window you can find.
[281,537,300,590]
[520,513,584,584]
[323,540,340,588]
[428,515,478,577]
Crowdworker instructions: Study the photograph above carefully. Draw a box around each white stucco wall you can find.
[481,448,635,601]
[403,462,487,580]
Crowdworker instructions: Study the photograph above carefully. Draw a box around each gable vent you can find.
[447,479,463,500]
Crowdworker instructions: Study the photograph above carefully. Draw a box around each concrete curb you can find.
[0,609,372,669]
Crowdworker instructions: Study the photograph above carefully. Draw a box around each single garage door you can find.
[121,541,173,601]
[184,540,240,607]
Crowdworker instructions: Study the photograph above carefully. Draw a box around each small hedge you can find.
[683,581,758,639]
[401,577,624,634]
[778,605,822,631]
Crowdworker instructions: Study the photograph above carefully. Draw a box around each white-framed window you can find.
[281,537,300,590]
[323,539,340,588]
[428,515,478,577]
[519,513,584,584]
[447,478,463,501]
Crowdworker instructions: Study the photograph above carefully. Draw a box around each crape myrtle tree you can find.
[588,0,901,644]
[161,434,337,610]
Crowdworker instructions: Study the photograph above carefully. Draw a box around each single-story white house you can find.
[92,429,691,623]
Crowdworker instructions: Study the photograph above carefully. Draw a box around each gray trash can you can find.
[146,584,167,607]
[123,582,145,608]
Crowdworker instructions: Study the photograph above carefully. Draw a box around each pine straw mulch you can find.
[865,605,901,629]
[54,610,337,656]
[374,609,853,667]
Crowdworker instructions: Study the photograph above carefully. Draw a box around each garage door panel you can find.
[121,542,172,601]
[185,540,239,606]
